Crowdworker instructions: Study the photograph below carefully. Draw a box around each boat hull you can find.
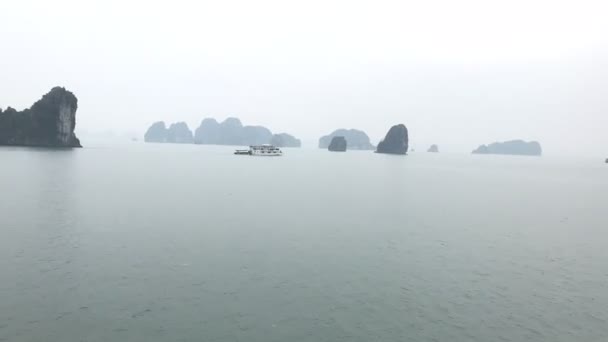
[234,145,283,156]
[251,151,282,156]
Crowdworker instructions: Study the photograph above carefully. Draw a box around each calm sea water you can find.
[1,143,607,342]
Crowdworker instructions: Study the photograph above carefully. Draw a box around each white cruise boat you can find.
[234,144,283,156]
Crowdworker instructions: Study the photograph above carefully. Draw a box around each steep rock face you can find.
[428,144,439,153]
[271,133,301,148]
[218,117,244,145]
[193,117,301,146]
[472,140,542,156]
[194,117,243,145]
[144,121,168,143]
[376,124,409,155]
[144,121,193,143]
[328,136,347,152]
[242,126,273,146]
[319,129,374,150]
[0,87,81,147]
[166,122,194,144]
[194,118,221,144]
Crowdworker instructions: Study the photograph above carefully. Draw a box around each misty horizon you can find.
[1,0,607,156]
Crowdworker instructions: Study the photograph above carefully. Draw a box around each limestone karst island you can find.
[0,87,81,148]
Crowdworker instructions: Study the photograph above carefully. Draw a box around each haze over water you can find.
[1,143,606,341]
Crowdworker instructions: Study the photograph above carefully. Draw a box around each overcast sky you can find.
[1,0,607,154]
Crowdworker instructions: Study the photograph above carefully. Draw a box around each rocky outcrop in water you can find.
[328,136,347,152]
[319,129,374,150]
[166,122,194,144]
[144,121,194,143]
[193,118,220,144]
[242,125,273,146]
[0,87,81,147]
[144,121,168,143]
[193,117,299,147]
[146,117,300,146]
[472,140,542,156]
[376,124,408,155]
[428,144,439,153]
[218,117,244,145]
[271,133,301,148]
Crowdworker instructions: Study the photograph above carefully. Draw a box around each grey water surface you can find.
[1,143,607,342]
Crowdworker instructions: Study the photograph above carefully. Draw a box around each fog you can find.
[1,0,607,155]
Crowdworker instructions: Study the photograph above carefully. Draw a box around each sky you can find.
[1,0,607,154]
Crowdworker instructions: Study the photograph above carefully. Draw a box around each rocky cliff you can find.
[472,140,542,156]
[193,117,300,147]
[144,121,168,143]
[328,136,347,152]
[376,124,408,155]
[217,118,245,145]
[0,87,81,147]
[166,122,194,144]
[319,129,374,150]
[242,125,273,146]
[271,133,301,148]
[144,121,194,143]
[146,117,300,146]
[193,118,220,144]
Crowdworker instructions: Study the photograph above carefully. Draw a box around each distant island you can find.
[377,124,408,155]
[0,87,82,147]
[319,129,374,150]
[167,122,194,144]
[472,140,542,156]
[144,121,194,144]
[194,118,270,146]
[328,136,347,152]
[428,144,439,153]
[144,122,169,143]
[145,117,301,147]
[270,133,301,148]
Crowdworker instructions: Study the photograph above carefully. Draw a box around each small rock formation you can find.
[193,117,300,146]
[472,140,542,156]
[328,136,347,152]
[271,133,301,148]
[319,129,374,150]
[376,124,409,155]
[427,144,439,153]
[166,122,194,144]
[144,121,168,142]
[0,87,81,147]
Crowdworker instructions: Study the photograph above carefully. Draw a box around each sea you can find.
[0,142,607,342]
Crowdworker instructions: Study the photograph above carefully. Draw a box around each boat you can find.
[234,144,283,156]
